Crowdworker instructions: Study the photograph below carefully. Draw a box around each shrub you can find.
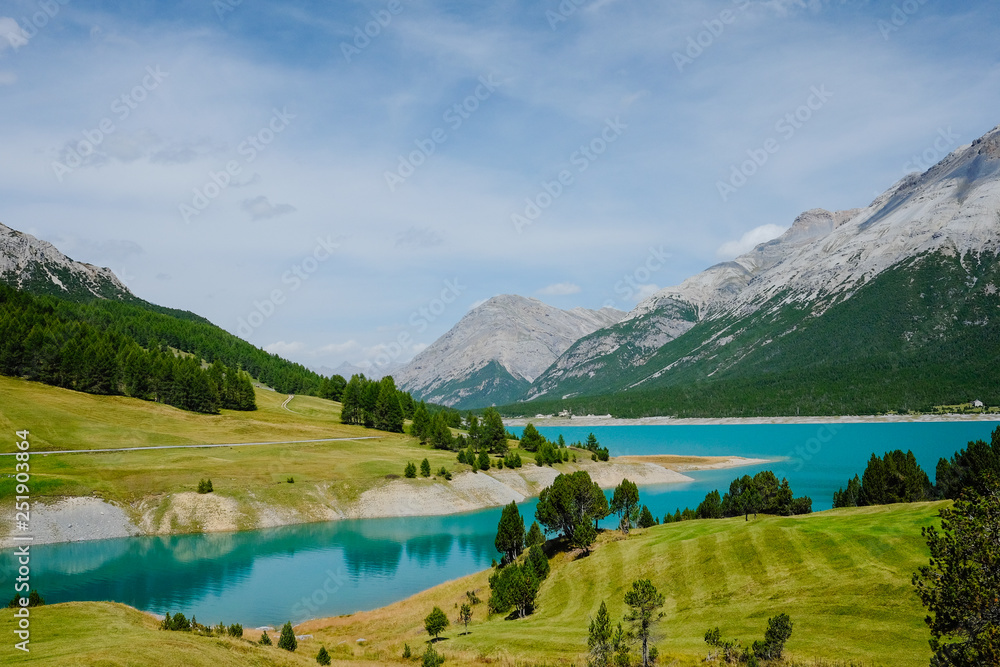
[477,450,490,471]
[259,630,272,645]
[420,458,432,477]
[316,646,332,665]
[422,644,445,667]
[488,562,539,618]
[402,643,412,658]
[160,612,191,632]
[197,478,213,494]
[437,466,451,480]
[287,477,295,484]
[277,621,297,651]
[227,623,243,638]
[404,461,417,478]
[7,590,44,608]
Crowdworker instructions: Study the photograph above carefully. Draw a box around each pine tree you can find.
[430,412,453,450]
[520,423,544,452]
[481,408,508,455]
[572,519,597,554]
[420,458,431,477]
[340,375,362,425]
[411,402,431,442]
[277,621,297,651]
[495,501,525,565]
[588,600,614,667]
[637,505,656,528]
[316,646,332,665]
[525,521,545,548]
[458,603,473,634]
[477,449,491,471]
[259,630,272,645]
[623,579,665,667]
[374,376,405,432]
[527,544,549,580]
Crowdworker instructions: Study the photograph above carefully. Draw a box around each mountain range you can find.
[5,123,999,417]
[398,123,1000,415]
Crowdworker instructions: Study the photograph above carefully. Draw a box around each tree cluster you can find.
[0,283,257,414]
[535,471,609,548]
[7,590,44,608]
[833,449,933,507]
[519,423,571,465]
[0,283,341,401]
[588,579,665,667]
[159,611,248,642]
[935,426,1000,500]
[489,505,552,619]
[704,612,793,664]
[340,374,413,432]
[668,471,811,523]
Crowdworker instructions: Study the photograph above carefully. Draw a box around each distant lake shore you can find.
[505,413,1000,427]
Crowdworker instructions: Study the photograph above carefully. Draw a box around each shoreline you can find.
[504,413,1000,427]
[0,455,772,549]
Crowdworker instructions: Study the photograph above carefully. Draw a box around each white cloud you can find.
[632,284,662,302]
[241,196,296,221]
[537,282,581,296]
[0,18,25,53]
[317,340,359,355]
[395,226,444,248]
[264,341,305,356]
[716,224,787,259]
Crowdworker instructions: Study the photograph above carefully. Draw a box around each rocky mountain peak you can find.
[395,295,625,407]
[0,222,133,300]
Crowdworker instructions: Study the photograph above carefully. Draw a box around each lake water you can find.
[7,421,997,627]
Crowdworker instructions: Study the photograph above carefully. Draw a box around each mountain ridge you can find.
[0,222,134,301]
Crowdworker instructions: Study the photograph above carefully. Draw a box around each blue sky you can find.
[1,0,999,372]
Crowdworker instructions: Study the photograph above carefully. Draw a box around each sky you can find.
[1,0,999,374]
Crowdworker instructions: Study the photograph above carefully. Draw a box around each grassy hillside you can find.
[1,502,941,666]
[0,602,362,667]
[0,375,357,452]
[298,502,940,666]
[0,376,476,532]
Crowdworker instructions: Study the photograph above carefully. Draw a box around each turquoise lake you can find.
[6,421,997,627]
